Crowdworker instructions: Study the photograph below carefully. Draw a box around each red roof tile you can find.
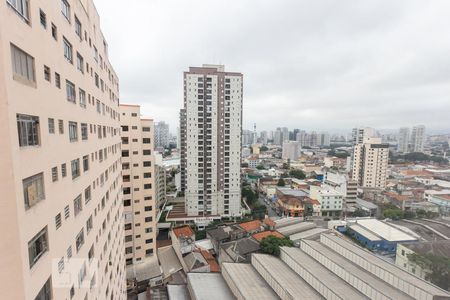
[173,225,194,238]
[239,220,262,232]
[200,250,220,272]
[252,231,284,242]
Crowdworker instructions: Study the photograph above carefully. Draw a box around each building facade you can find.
[352,137,389,188]
[282,141,301,161]
[119,105,157,268]
[154,121,170,149]
[0,1,125,299]
[410,125,426,153]
[180,64,242,217]
[397,127,410,153]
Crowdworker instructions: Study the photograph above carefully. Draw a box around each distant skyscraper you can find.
[155,121,170,149]
[352,138,389,188]
[180,64,242,217]
[410,125,426,153]
[319,132,331,146]
[242,129,254,146]
[352,127,376,145]
[282,141,301,161]
[274,128,283,145]
[397,127,410,153]
[260,131,268,145]
[281,127,289,143]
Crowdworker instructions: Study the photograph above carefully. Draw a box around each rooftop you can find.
[238,220,262,232]
[252,230,284,242]
[173,225,194,238]
[353,219,417,242]
[402,240,450,259]
[187,273,234,300]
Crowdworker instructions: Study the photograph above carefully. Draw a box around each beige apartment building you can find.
[119,105,157,271]
[0,0,125,299]
[352,137,389,188]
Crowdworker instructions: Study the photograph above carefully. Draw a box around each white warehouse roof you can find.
[353,218,417,242]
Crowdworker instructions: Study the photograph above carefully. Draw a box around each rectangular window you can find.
[143,172,151,178]
[61,163,67,178]
[76,52,84,73]
[63,37,73,62]
[66,80,76,102]
[10,44,35,83]
[64,205,70,219]
[71,158,80,179]
[143,161,151,167]
[48,118,55,134]
[51,23,57,40]
[142,127,150,132]
[51,167,58,182]
[35,277,52,300]
[68,121,78,142]
[17,114,40,147]
[74,195,82,216]
[55,213,62,229]
[76,229,84,252]
[58,120,64,134]
[61,0,70,21]
[81,123,88,140]
[78,88,86,107]
[143,150,151,155]
[44,65,50,82]
[23,173,45,209]
[143,138,151,144]
[7,0,29,20]
[82,155,89,171]
[39,9,46,28]
[84,186,91,204]
[28,227,48,268]
[75,16,82,38]
[86,215,93,233]
[55,72,61,88]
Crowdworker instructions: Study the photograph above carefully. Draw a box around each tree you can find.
[260,236,294,256]
[352,209,368,217]
[260,145,269,152]
[408,253,450,290]
[277,178,286,187]
[256,164,265,170]
[403,210,416,219]
[383,208,403,220]
[289,169,306,180]
[242,187,257,204]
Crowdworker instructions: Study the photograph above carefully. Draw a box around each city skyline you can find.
[95,0,450,133]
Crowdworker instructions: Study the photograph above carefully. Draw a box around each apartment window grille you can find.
[17,114,39,147]
[86,216,93,233]
[28,227,48,268]
[39,9,46,28]
[63,37,73,62]
[81,123,88,140]
[35,277,52,300]
[44,65,50,81]
[48,118,55,134]
[76,52,84,73]
[58,120,64,134]
[68,121,78,142]
[71,158,80,179]
[61,163,67,177]
[6,0,29,20]
[51,167,58,182]
[55,213,61,229]
[84,186,91,204]
[55,72,61,88]
[51,23,57,40]
[66,80,76,102]
[75,229,84,252]
[75,16,82,38]
[64,205,70,219]
[61,0,70,21]
[82,155,89,171]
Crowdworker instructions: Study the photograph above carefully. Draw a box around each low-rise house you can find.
[252,230,284,242]
[238,220,263,235]
[219,237,260,264]
[310,186,344,217]
[206,225,246,254]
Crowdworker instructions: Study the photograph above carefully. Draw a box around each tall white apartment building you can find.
[397,127,410,153]
[0,1,125,299]
[180,64,242,217]
[154,121,170,149]
[351,127,376,145]
[282,141,301,161]
[411,125,426,153]
[352,138,389,188]
[119,105,157,269]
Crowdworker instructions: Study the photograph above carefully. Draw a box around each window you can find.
[144,206,152,211]
[51,167,58,182]
[75,16,82,38]
[76,52,84,73]
[76,229,84,252]
[82,155,89,171]
[66,80,76,102]
[145,216,153,222]
[125,235,132,242]
[28,227,48,268]
[35,277,52,300]
[17,114,40,147]
[71,158,80,179]
[88,245,94,261]
[64,205,70,219]
[48,118,55,134]
[55,213,62,229]
[145,238,153,244]
[44,65,50,82]
[63,38,73,62]
[142,127,150,132]
[84,186,91,204]
[143,161,151,167]
[23,173,45,209]
[58,257,64,273]
[11,44,35,83]
[61,163,67,177]
[51,23,57,40]
[74,195,82,216]
[39,9,46,28]
[143,172,151,178]
[61,0,70,21]
[143,138,151,144]
[146,249,154,256]
[86,215,93,233]
[58,120,64,134]
[143,150,151,155]
[7,0,29,20]
[68,121,78,142]
[55,72,61,88]
[81,123,88,140]
[125,247,133,254]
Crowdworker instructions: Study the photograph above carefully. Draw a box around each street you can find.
[257,195,279,217]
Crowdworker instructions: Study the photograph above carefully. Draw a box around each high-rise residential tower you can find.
[180,64,242,217]
[397,127,410,153]
[0,1,125,299]
[119,105,157,270]
[154,121,170,149]
[410,125,426,153]
[352,138,389,188]
[351,127,376,145]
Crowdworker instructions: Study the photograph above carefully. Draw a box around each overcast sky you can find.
[94,0,450,135]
